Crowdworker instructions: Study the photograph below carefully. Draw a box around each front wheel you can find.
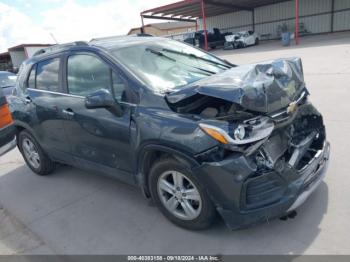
[149,158,216,230]
[18,130,56,176]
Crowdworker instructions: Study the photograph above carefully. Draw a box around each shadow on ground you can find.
[0,162,329,254]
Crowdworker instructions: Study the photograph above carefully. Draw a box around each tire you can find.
[149,158,216,230]
[223,42,233,50]
[255,38,259,45]
[18,130,55,176]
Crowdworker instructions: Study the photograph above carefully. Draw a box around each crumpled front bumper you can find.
[194,141,330,230]
[286,141,330,212]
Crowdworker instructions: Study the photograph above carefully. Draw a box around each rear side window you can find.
[27,65,36,89]
[36,58,60,92]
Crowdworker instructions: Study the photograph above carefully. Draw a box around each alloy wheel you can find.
[22,138,41,169]
[157,170,202,220]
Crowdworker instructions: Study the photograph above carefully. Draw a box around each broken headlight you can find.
[199,116,275,145]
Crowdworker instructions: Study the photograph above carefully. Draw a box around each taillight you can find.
[0,103,13,129]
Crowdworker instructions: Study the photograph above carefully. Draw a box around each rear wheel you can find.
[18,131,55,176]
[149,158,216,230]
[255,38,259,45]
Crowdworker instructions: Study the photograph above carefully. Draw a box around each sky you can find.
[0,0,176,52]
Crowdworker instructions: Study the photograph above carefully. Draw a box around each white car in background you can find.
[224,30,260,49]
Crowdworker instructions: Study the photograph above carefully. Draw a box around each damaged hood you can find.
[166,57,305,113]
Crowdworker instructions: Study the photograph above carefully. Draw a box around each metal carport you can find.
[141,0,301,50]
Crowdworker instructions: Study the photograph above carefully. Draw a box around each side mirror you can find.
[85,89,123,116]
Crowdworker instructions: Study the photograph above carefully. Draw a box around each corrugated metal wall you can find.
[199,0,350,38]
[334,0,350,31]
[203,11,253,33]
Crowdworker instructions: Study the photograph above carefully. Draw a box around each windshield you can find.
[111,39,232,93]
[0,73,17,88]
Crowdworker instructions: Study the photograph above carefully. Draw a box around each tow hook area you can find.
[279,210,298,221]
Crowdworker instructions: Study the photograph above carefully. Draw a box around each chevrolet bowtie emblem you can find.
[287,101,297,114]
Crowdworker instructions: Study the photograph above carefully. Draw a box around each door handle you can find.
[62,108,75,116]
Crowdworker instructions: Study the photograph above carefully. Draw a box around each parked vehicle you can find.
[0,71,17,98]
[224,31,260,49]
[0,88,16,156]
[9,37,330,230]
[195,28,230,49]
[182,32,198,47]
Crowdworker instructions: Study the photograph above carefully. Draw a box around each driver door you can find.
[60,52,134,181]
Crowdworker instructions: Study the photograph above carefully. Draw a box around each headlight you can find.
[199,124,229,144]
[234,125,245,140]
[199,117,274,145]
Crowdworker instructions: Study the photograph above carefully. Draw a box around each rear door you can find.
[24,56,72,163]
[0,88,16,155]
[60,52,135,181]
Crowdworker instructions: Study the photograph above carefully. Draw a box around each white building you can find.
[7,44,52,69]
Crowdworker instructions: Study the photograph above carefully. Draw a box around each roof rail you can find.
[33,41,89,56]
[90,34,153,42]
[136,33,153,37]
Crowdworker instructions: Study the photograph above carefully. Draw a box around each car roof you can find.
[90,36,163,50]
[25,36,165,64]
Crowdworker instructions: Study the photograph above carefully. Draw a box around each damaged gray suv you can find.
[10,37,330,230]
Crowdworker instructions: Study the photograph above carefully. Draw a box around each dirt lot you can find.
[1,32,350,255]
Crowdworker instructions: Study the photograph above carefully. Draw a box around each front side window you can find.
[36,58,60,92]
[67,54,126,100]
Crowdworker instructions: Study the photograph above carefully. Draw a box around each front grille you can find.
[243,172,286,209]
[269,91,308,123]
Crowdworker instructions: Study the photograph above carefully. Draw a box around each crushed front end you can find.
[194,98,329,230]
[167,58,330,229]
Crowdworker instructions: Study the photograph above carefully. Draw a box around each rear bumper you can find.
[194,141,330,230]
[0,124,16,156]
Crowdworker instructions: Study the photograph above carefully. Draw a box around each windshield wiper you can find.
[145,48,215,75]
[161,48,233,69]
[146,48,176,62]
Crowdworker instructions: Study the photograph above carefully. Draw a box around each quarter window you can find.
[67,54,126,100]
[36,58,60,92]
